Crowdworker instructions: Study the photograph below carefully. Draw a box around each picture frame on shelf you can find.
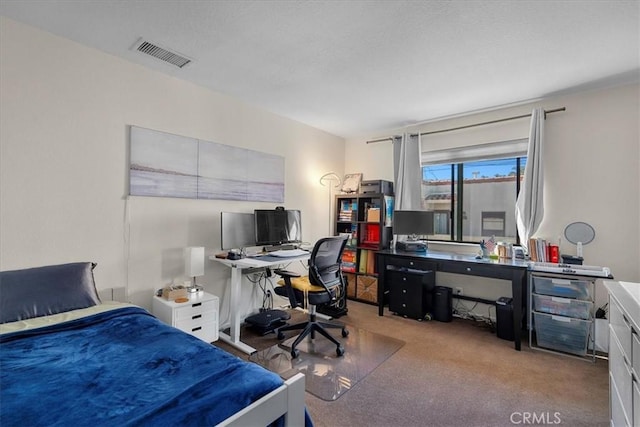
[341,173,362,194]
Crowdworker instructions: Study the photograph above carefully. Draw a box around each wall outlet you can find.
[455,287,463,295]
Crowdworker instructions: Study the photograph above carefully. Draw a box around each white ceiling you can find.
[1,0,638,138]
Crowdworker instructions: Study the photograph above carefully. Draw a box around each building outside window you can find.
[422,157,526,244]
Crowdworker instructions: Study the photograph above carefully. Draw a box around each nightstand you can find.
[153,291,219,343]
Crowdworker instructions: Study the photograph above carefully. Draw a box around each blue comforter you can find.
[0,306,286,426]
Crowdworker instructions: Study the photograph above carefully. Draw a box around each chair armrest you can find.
[274,269,301,279]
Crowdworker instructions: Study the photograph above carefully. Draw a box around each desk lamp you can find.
[184,246,204,293]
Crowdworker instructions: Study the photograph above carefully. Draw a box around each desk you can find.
[376,250,529,351]
[210,253,310,354]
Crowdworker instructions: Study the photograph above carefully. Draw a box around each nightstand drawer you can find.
[175,311,218,331]
[174,299,217,320]
[181,320,218,343]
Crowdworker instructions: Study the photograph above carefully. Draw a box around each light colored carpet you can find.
[217,301,609,427]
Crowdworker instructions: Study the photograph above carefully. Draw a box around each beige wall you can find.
[2,16,638,320]
[0,18,345,324]
[346,83,640,308]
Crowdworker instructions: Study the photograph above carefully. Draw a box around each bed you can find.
[0,262,310,427]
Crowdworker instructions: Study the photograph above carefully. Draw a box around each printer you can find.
[396,240,427,252]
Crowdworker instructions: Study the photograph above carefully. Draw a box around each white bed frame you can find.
[218,372,306,427]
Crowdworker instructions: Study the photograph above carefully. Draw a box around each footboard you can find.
[217,372,306,427]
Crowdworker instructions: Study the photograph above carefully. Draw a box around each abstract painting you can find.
[129,126,284,202]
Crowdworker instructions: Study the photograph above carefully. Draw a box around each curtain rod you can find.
[366,136,400,144]
[415,107,566,137]
[365,107,565,143]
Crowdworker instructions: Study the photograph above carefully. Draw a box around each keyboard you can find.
[268,249,309,258]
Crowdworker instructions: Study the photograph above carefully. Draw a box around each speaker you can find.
[432,286,452,322]
[495,297,514,341]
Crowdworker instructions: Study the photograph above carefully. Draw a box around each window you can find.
[422,157,526,244]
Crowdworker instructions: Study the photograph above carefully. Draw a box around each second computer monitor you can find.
[220,212,256,250]
[254,209,302,247]
[393,210,434,237]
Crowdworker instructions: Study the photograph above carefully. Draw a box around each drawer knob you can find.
[402,303,406,307]
[192,314,202,320]
[192,326,202,332]
[192,302,202,308]
[402,289,407,293]
[466,267,471,272]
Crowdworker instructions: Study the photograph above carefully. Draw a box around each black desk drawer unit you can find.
[387,269,435,320]
[385,256,436,273]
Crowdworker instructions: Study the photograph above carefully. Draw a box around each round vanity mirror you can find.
[564,221,596,245]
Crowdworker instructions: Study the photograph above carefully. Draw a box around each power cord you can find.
[452,299,495,332]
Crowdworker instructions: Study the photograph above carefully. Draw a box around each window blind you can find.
[419,112,530,165]
[421,138,528,165]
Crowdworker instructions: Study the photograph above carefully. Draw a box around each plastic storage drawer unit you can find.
[532,294,593,320]
[532,276,592,300]
[533,311,591,356]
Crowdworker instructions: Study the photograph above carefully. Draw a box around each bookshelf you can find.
[335,183,394,305]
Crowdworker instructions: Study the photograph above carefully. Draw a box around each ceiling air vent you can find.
[132,38,192,69]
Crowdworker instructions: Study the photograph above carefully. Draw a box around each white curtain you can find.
[515,108,545,250]
[393,133,422,210]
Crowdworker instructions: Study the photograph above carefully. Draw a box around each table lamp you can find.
[184,246,204,293]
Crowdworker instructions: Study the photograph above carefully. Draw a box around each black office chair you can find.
[274,236,349,358]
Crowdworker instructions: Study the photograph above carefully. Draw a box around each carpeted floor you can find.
[216,301,609,427]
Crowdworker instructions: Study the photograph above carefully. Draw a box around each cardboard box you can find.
[366,207,380,223]
[162,286,188,301]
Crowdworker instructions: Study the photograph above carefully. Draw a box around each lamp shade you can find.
[184,247,205,277]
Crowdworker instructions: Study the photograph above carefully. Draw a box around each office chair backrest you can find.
[309,235,348,290]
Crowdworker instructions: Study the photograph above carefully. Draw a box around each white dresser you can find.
[153,291,219,344]
[604,281,640,427]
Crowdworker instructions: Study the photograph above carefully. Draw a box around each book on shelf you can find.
[360,223,380,246]
[339,199,357,211]
[338,210,354,222]
[357,249,377,275]
[358,249,368,273]
[384,195,394,227]
[342,263,356,273]
[366,249,375,274]
[341,249,356,263]
[527,238,560,263]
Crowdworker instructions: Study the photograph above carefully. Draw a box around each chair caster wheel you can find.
[277,331,285,340]
[336,346,345,357]
[291,349,300,359]
[341,328,349,338]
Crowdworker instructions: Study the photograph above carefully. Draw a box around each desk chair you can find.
[274,236,349,358]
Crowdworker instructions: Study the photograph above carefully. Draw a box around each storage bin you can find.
[532,276,592,300]
[344,273,356,298]
[356,275,378,303]
[532,293,593,320]
[533,312,591,356]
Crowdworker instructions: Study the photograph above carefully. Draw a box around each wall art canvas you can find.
[129,126,284,202]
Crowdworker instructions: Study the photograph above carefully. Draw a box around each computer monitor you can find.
[220,212,256,250]
[393,210,434,238]
[254,209,302,247]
